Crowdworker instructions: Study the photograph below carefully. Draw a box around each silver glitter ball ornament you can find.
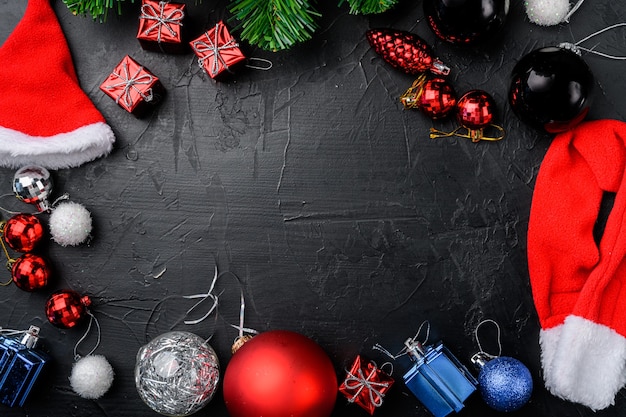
[13,166,53,212]
[135,331,220,416]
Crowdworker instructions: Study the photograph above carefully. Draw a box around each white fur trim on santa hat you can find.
[540,316,626,410]
[0,121,114,170]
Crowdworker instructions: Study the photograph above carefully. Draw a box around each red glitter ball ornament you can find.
[2,213,44,252]
[366,28,450,76]
[401,74,457,119]
[457,89,496,130]
[12,253,51,291]
[430,89,505,142]
[45,289,91,328]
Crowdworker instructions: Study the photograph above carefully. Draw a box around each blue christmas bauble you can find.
[478,356,533,412]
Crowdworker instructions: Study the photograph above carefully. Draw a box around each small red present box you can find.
[339,356,394,415]
[137,0,187,54]
[190,21,246,79]
[100,55,165,118]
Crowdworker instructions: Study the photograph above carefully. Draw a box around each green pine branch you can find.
[338,0,398,14]
[62,0,134,21]
[229,0,321,51]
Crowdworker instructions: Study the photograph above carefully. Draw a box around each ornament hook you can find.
[221,270,258,353]
[0,326,27,337]
[564,0,585,22]
[73,311,101,361]
[245,57,273,71]
[0,193,23,215]
[474,318,502,358]
[565,22,626,60]
[430,124,505,142]
[183,265,221,326]
[372,320,431,360]
[0,221,17,281]
[400,74,428,109]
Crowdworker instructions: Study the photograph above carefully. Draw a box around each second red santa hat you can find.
[528,119,626,410]
[0,0,115,169]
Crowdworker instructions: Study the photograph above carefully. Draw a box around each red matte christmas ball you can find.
[223,330,337,417]
[3,213,44,252]
[12,253,51,291]
[45,289,91,328]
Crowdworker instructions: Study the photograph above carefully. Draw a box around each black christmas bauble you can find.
[424,0,509,44]
[509,45,593,133]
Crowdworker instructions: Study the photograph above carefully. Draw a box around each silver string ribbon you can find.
[105,60,154,109]
[140,1,184,43]
[343,365,390,408]
[73,311,101,361]
[192,23,241,76]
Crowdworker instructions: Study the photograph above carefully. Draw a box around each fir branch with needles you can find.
[62,0,135,21]
[228,0,321,51]
[339,0,399,14]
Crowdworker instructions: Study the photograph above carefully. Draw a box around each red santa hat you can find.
[0,0,115,169]
[528,119,626,410]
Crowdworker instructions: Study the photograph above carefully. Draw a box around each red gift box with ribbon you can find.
[190,21,246,79]
[99,55,165,118]
[339,356,395,415]
[137,0,186,53]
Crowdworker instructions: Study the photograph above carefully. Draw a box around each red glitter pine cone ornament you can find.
[366,29,450,76]
[401,74,457,119]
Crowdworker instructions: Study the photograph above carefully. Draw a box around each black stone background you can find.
[1,0,626,416]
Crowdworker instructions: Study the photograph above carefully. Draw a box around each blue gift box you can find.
[403,338,477,417]
[0,326,49,407]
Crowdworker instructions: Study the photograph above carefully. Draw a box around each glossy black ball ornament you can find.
[424,0,510,44]
[509,45,593,133]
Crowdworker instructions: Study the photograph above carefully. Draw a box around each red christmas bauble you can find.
[45,289,91,328]
[418,78,458,119]
[401,75,457,120]
[3,213,44,252]
[424,0,509,44]
[12,253,51,291]
[223,330,337,417]
[366,28,450,76]
[456,90,496,130]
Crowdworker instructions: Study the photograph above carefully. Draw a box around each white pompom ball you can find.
[525,0,571,26]
[70,355,115,399]
[49,201,93,246]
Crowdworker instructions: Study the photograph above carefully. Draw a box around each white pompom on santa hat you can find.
[0,0,115,169]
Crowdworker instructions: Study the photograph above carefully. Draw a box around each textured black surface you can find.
[1,0,626,416]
